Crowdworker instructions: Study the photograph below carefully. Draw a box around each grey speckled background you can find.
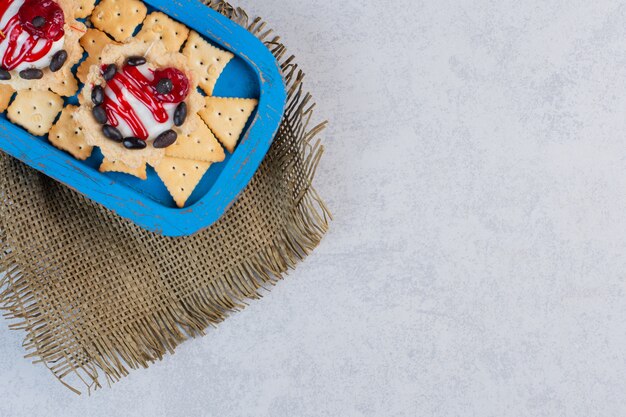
[2,0,626,415]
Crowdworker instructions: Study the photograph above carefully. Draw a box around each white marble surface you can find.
[3,0,626,415]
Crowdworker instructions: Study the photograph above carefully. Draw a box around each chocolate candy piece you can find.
[49,50,68,72]
[123,137,147,150]
[153,130,178,149]
[173,102,187,127]
[92,105,108,124]
[0,69,11,80]
[156,78,173,95]
[102,124,123,142]
[91,85,104,106]
[126,56,147,67]
[19,68,43,80]
[32,16,46,28]
[103,64,117,81]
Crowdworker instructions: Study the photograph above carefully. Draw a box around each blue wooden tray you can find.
[0,0,287,237]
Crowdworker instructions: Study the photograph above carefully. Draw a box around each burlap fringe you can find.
[0,0,330,394]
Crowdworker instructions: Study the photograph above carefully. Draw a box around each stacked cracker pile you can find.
[1,0,258,208]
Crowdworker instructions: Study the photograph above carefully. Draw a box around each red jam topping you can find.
[0,0,65,71]
[152,68,190,103]
[102,65,190,140]
[18,0,65,41]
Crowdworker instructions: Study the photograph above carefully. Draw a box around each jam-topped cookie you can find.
[77,40,204,169]
[0,0,85,96]
[97,63,190,149]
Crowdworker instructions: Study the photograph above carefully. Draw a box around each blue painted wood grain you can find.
[0,0,287,237]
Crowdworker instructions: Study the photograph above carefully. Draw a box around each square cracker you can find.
[0,85,15,113]
[8,90,64,136]
[50,72,79,97]
[136,12,190,53]
[198,97,258,153]
[80,28,115,55]
[166,115,225,163]
[75,0,97,19]
[48,105,93,160]
[77,29,118,83]
[100,158,147,180]
[154,156,211,208]
[91,0,147,42]
[182,31,234,96]
[77,56,97,84]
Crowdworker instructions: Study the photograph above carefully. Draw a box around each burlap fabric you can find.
[0,1,330,394]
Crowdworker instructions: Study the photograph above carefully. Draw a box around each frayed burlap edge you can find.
[0,0,331,394]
